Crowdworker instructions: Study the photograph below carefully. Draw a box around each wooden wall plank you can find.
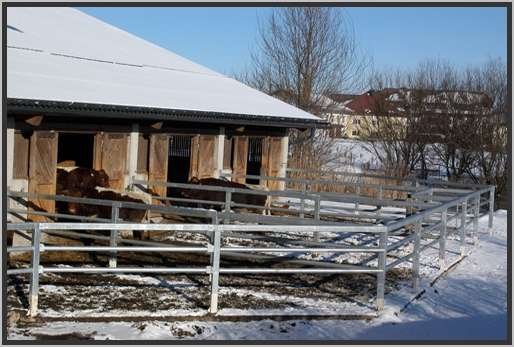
[259,136,284,190]
[104,134,128,190]
[13,132,30,179]
[198,135,216,179]
[137,134,149,174]
[232,136,248,184]
[28,131,58,221]
[148,134,169,197]
[223,137,233,170]
[93,133,104,171]
[260,136,270,187]
[189,135,200,180]
[267,137,283,190]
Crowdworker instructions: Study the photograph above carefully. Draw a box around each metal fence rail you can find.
[6,221,386,317]
[6,173,495,318]
[131,177,435,226]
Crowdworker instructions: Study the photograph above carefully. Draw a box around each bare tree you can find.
[461,58,508,205]
[361,58,507,206]
[240,7,369,173]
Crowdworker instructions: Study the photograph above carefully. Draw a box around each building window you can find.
[352,118,358,124]
[352,130,360,136]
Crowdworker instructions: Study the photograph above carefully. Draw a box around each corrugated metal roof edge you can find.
[7,98,329,129]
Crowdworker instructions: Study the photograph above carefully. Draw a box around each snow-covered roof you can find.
[7,7,322,126]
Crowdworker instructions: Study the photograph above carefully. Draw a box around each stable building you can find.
[6,7,324,220]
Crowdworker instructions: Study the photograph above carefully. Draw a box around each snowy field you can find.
[6,210,508,341]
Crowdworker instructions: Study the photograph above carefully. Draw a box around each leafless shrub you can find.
[361,58,507,205]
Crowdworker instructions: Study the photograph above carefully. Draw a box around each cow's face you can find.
[95,169,110,188]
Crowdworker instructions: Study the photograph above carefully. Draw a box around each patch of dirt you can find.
[33,332,96,340]
[7,265,414,318]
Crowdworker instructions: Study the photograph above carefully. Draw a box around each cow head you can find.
[95,169,110,188]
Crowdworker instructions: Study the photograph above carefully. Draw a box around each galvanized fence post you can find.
[109,202,121,268]
[355,186,361,215]
[28,223,41,317]
[209,212,221,314]
[455,204,459,228]
[313,195,321,242]
[439,209,447,270]
[299,182,306,218]
[473,195,479,245]
[377,186,383,218]
[376,229,387,311]
[488,186,495,234]
[460,200,467,257]
[224,190,232,224]
[412,220,421,291]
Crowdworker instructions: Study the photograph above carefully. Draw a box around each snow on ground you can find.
[7,210,508,341]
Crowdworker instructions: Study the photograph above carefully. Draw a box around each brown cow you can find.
[56,167,110,217]
[65,189,149,239]
[56,167,109,195]
[181,177,270,214]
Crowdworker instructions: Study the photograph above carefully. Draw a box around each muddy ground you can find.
[6,225,426,321]
[7,261,412,316]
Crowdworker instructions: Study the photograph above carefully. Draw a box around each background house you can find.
[325,88,493,140]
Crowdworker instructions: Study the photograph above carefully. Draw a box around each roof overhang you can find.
[7,98,330,129]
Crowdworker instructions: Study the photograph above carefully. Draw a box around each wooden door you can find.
[232,136,248,184]
[189,135,199,180]
[266,137,283,190]
[94,133,128,191]
[261,137,271,187]
[198,135,216,179]
[28,131,58,221]
[189,135,216,179]
[148,134,169,197]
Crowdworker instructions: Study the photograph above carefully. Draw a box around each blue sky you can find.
[80,7,507,91]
